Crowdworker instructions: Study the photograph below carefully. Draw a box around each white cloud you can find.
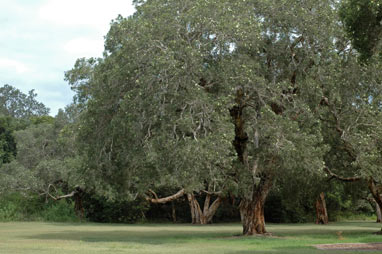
[0,58,31,73]
[63,37,104,57]
[0,0,135,115]
[38,0,135,32]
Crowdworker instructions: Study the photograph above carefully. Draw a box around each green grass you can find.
[0,221,381,253]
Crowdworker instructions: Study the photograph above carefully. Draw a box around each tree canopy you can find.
[66,0,359,235]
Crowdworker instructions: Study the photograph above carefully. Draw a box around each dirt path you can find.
[315,243,382,251]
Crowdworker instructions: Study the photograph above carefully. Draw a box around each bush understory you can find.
[0,193,79,222]
[0,192,376,224]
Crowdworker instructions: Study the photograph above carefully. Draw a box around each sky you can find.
[0,0,136,115]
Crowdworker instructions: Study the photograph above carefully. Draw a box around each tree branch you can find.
[145,189,185,204]
[48,191,77,201]
[323,167,363,182]
[201,190,222,196]
[42,184,81,201]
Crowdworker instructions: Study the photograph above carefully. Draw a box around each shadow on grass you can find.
[24,222,381,250]
[25,227,378,244]
[25,229,232,245]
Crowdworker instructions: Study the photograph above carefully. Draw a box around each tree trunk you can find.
[368,179,382,232]
[240,175,273,235]
[315,192,328,224]
[171,201,177,223]
[368,178,382,216]
[376,202,382,223]
[240,198,266,235]
[187,193,222,224]
[74,193,84,220]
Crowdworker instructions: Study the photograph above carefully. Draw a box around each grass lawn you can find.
[0,221,381,253]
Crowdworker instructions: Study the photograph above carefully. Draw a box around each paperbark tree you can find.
[187,193,222,224]
[68,0,373,235]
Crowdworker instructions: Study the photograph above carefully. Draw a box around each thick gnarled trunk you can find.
[240,175,273,235]
[230,87,277,235]
[187,193,222,224]
[315,192,328,224]
[240,198,266,235]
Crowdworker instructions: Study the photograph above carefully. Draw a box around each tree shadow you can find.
[25,229,230,245]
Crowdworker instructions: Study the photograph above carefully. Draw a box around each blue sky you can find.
[0,0,135,115]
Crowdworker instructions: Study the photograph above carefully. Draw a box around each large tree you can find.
[69,0,382,235]
[66,7,234,222]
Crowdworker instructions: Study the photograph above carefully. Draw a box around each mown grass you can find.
[0,221,381,253]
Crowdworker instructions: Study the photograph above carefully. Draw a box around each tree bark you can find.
[376,202,382,223]
[187,193,222,224]
[368,178,382,219]
[368,179,382,209]
[240,198,266,235]
[315,192,328,224]
[240,175,273,235]
[145,189,185,204]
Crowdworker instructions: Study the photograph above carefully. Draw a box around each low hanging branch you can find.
[40,184,85,219]
[323,167,363,182]
[46,190,77,201]
[42,184,83,201]
[145,189,185,204]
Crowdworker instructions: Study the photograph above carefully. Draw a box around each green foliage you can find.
[0,202,21,221]
[0,105,84,226]
[29,115,55,125]
[0,84,50,119]
[67,0,337,207]
[39,200,79,222]
[0,85,50,167]
[0,193,78,222]
[340,0,382,61]
[0,105,83,191]
[0,116,17,165]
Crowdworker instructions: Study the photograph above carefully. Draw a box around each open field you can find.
[0,221,381,254]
